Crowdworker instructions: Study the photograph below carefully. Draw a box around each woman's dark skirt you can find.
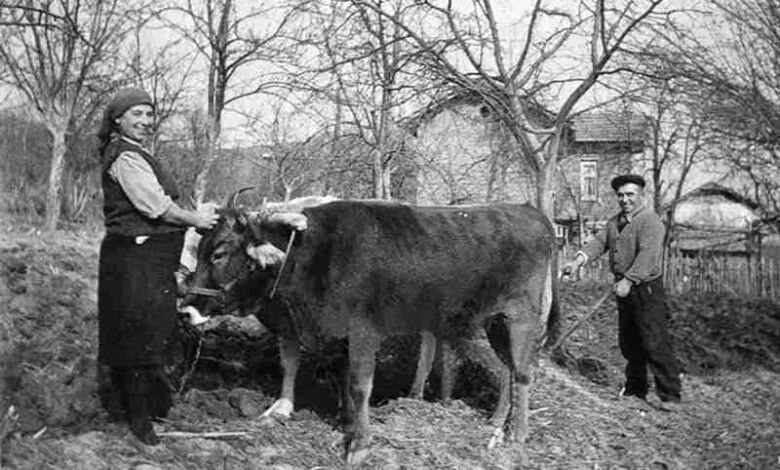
[97,231,184,437]
[98,231,184,367]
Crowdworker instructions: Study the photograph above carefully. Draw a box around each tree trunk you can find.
[193,157,210,204]
[536,164,555,220]
[44,126,67,232]
[372,148,384,199]
[194,118,220,204]
[536,134,561,220]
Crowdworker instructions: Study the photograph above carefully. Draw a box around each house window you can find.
[580,158,598,202]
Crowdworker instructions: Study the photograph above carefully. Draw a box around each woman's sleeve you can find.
[107,151,175,219]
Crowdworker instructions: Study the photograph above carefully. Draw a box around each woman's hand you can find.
[193,204,219,230]
[160,203,219,230]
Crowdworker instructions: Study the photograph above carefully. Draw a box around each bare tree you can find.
[632,78,717,245]
[350,0,670,217]
[127,26,199,154]
[0,0,144,231]
[293,0,434,200]
[158,0,312,202]
[642,0,780,215]
[243,104,329,201]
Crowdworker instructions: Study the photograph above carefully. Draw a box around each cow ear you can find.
[236,208,249,228]
[246,242,286,268]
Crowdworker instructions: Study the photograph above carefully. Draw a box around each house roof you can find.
[671,182,760,211]
[409,86,648,150]
[406,86,555,136]
[570,113,648,144]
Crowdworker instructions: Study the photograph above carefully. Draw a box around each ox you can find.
[182,198,559,464]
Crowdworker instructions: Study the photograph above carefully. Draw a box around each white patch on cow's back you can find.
[267,212,308,230]
[265,195,338,214]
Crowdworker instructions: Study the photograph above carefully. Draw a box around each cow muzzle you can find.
[179,305,211,326]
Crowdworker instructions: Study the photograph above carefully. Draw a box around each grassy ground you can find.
[0,220,778,470]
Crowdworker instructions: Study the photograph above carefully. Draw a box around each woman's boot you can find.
[125,368,159,446]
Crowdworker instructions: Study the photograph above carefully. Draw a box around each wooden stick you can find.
[551,289,612,351]
[157,431,250,439]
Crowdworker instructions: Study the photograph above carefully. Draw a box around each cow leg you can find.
[338,355,356,427]
[504,315,537,465]
[262,335,299,419]
[439,338,456,403]
[489,360,511,428]
[409,331,436,399]
[454,334,510,427]
[345,324,380,465]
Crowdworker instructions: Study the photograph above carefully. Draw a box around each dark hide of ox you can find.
[183,200,559,464]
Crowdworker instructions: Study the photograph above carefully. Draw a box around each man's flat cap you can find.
[611,174,646,191]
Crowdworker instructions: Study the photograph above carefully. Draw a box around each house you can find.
[410,91,648,244]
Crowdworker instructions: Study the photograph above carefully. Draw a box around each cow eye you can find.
[211,250,227,263]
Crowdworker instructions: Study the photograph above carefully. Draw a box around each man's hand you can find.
[613,278,632,297]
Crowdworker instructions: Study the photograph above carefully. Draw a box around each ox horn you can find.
[225,186,256,209]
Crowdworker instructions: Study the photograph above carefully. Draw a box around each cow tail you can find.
[543,276,562,351]
[542,240,562,351]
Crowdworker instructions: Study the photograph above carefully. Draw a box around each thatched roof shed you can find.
[669,183,761,254]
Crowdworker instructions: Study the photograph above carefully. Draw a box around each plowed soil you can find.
[0,224,778,470]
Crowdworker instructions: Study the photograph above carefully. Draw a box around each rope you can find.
[187,286,222,298]
[269,231,296,300]
[177,322,205,395]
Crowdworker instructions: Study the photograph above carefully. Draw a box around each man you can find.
[562,174,682,409]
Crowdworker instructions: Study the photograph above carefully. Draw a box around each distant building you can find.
[662,182,780,297]
[666,182,761,255]
[410,91,648,245]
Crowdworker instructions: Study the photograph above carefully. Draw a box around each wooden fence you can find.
[664,248,780,299]
[558,243,780,300]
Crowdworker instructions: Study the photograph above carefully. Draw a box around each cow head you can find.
[179,191,333,323]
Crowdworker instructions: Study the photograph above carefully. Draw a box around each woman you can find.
[97,87,219,445]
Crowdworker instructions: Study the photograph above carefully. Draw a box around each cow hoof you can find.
[514,443,530,467]
[345,445,371,466]
[344,433,372,466]
[261,398,293,419]
[487,427,504,450]
[520,450,530,467]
